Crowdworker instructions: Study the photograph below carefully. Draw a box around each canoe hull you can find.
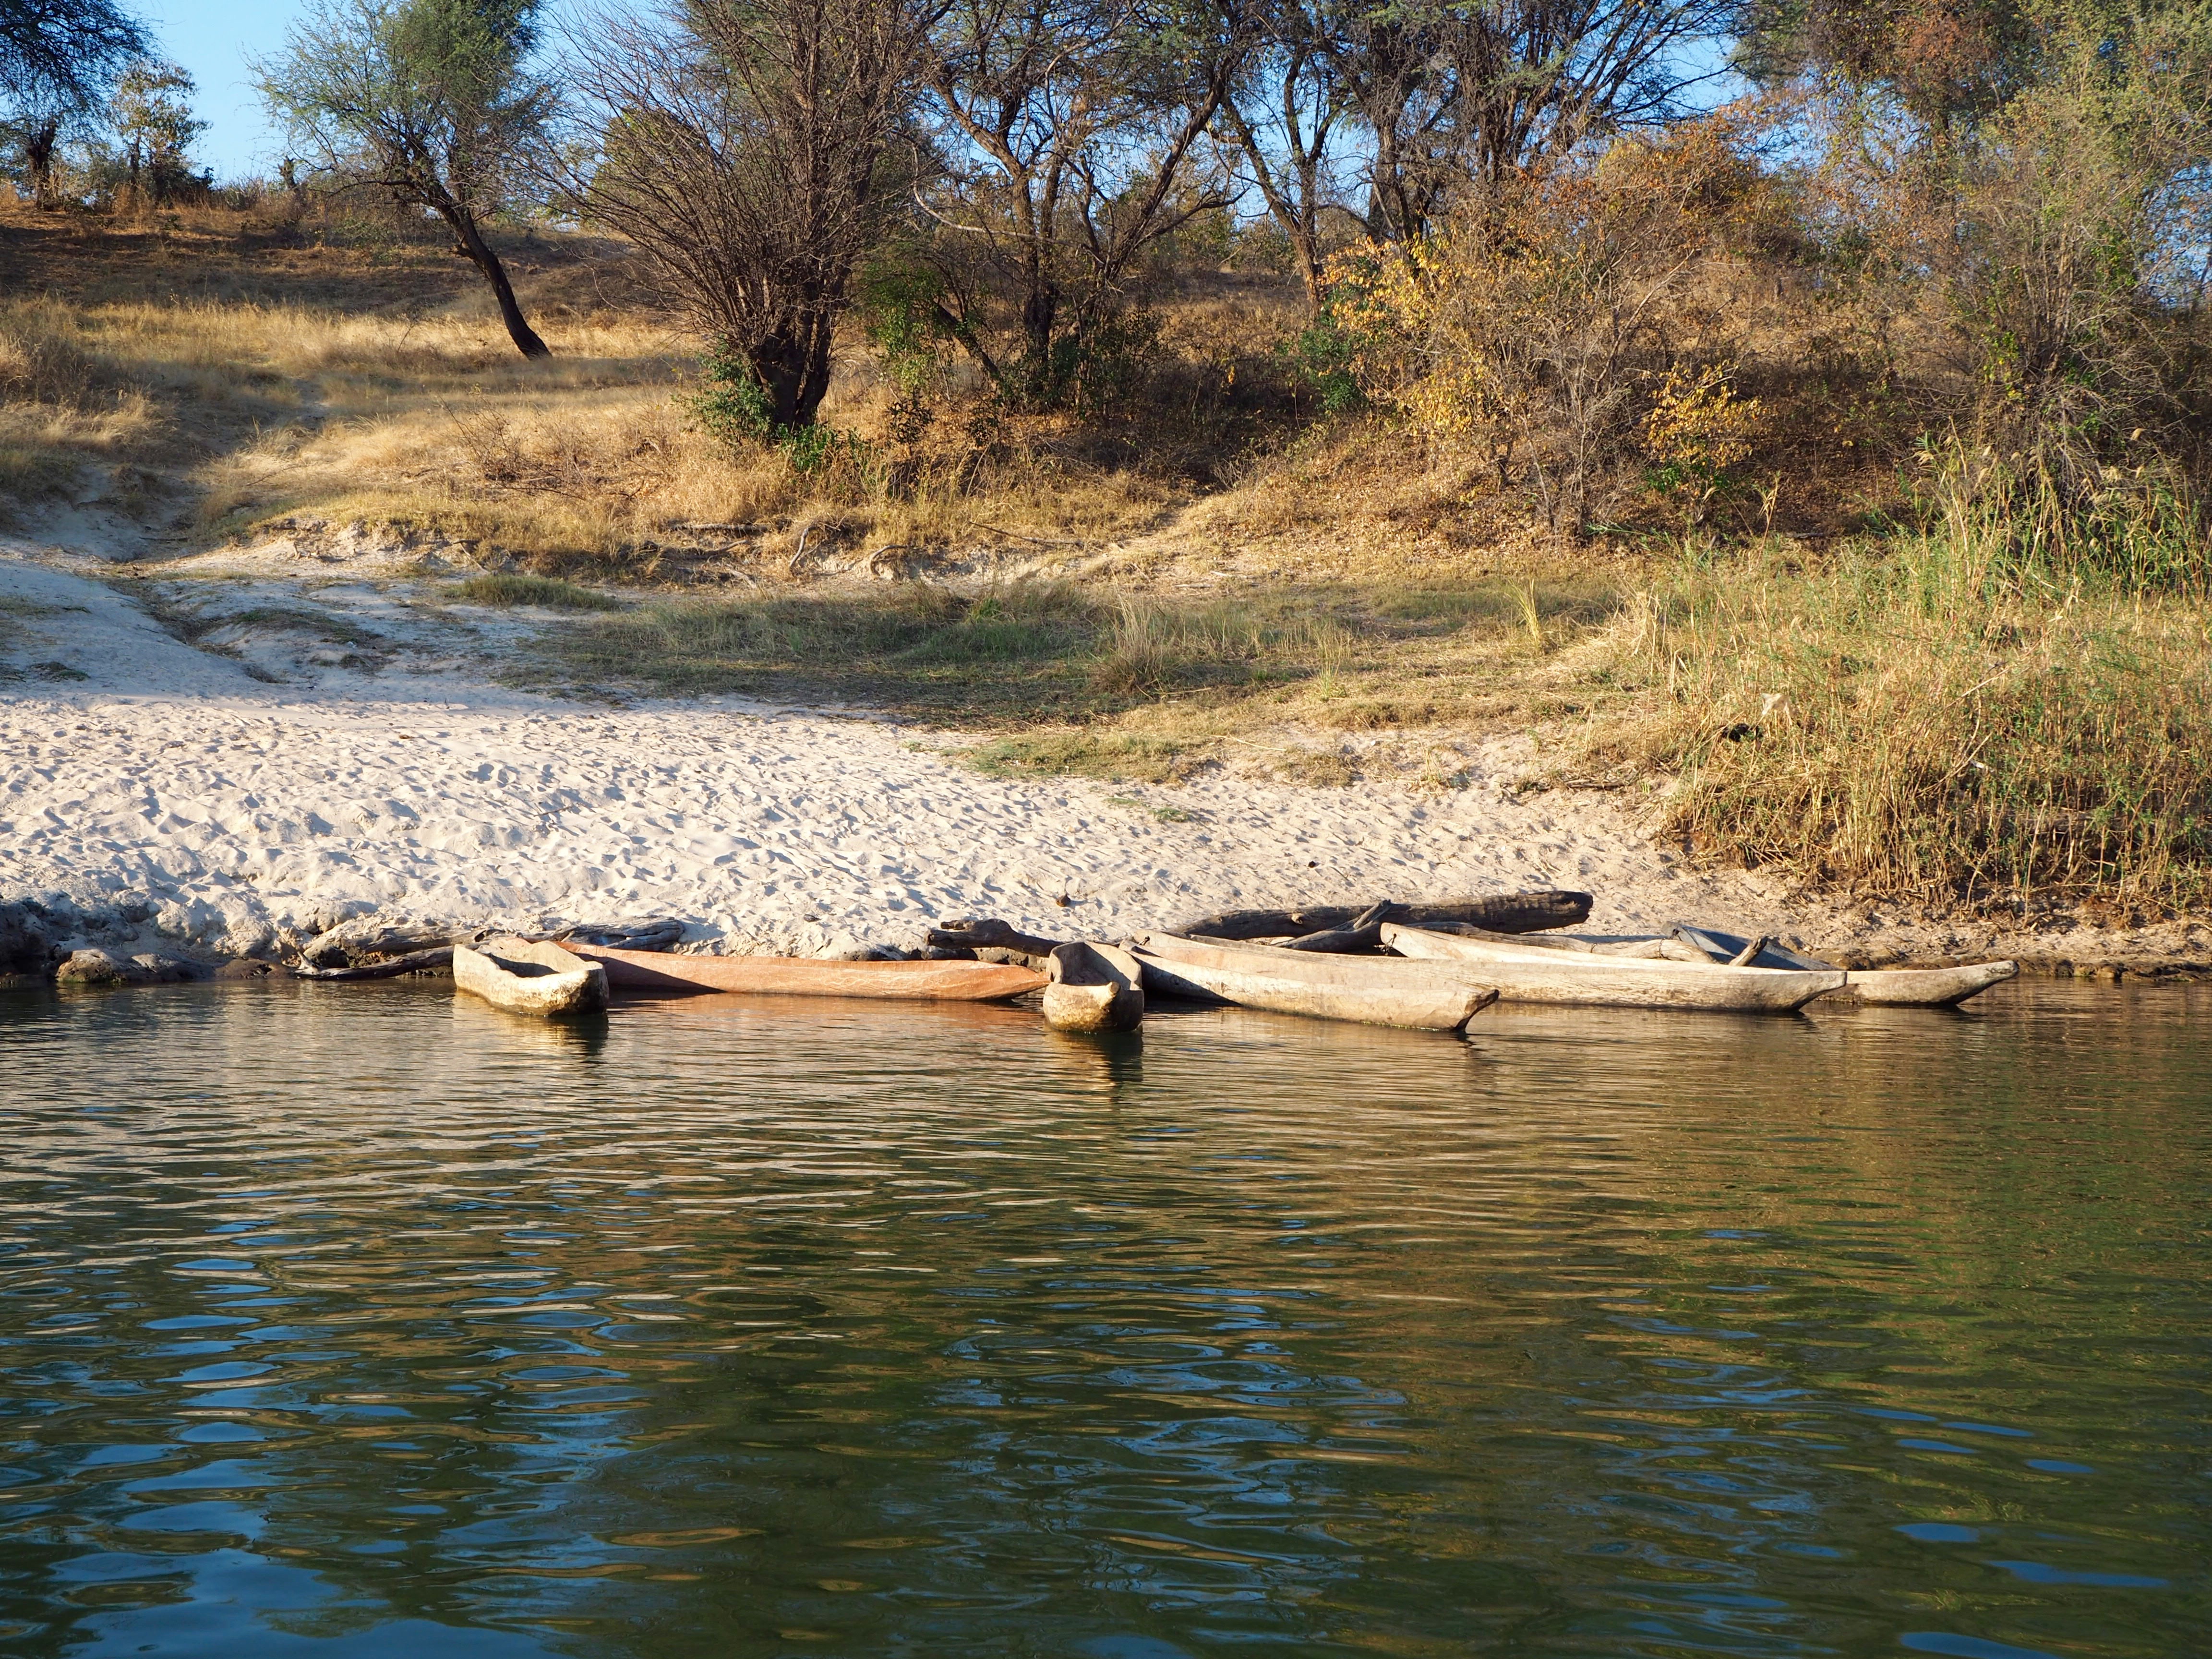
[1449,925,2016,1007]
[560,942,1045,1002]
[1044,942,1145,1033]
[1130,932,1495,1032]
[1382,925,1845,1012]
[455,940,608,1017]
[1846,961,2018,1006]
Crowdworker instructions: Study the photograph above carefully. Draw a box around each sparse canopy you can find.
[0,0,148,109]
[918,0,1251,404]
[111,60,207,205]
[566,0,941,429]
[257,0,557,358]
[1,0,149,208]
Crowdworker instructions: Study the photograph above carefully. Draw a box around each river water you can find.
[0,978,2205,1658]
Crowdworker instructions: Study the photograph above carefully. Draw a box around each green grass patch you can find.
[1600,531,2212,906]
[535,577,1607,721]
[447,573,627,611]
[968,731,1200,783]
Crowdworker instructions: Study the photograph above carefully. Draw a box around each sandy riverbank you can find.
[4,544,2204,976]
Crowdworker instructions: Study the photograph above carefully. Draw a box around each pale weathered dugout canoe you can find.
[558,942,1046,1001]
[455,938,609,1017]
[1128,932,1497,1032]
[1844,960,2019,1006]
[1044,941,1145,1033]
[1665,925,2019,1007]
[1381,924,1845,1012]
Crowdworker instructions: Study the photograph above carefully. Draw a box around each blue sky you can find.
[144,0,301,180]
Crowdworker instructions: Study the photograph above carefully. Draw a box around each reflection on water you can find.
[1,978,2206,1657]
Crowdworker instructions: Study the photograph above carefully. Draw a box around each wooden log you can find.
[535,919,686,952]
[925,918,1068,966]
[293,947,454,981]
[1726,934,1771,968]
[1176,890,1591,941]
[300,922,452,968]
[1284,901,1393,953]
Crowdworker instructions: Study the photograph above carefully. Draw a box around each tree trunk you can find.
[1294,224,1326,312]
[749,308,837,429]
[25,120,58,210]
[443,206,551,360]
[1018,281,1059,403]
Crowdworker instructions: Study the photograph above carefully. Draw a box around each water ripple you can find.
[1,978,2207,1656]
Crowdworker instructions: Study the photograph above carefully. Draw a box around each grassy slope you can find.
[3,204,2204,916]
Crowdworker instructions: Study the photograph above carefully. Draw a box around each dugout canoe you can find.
[1842,960,2019,1006]
[1380,924,1845,1012]
[1666,924,2018,1006]
[455,938,608,1017]
[1128,932,1497,1032]
[558,941,1046,1001]
[1043,941,1145,1033]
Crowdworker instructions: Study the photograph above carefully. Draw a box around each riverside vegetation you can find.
[1,0,2208,926]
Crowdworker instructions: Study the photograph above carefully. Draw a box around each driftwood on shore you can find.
[538,919,686,953]
[290,916,685,981]
[926,918,1068,967]
[292,947,454,981]
[1177,890,1592,942]
[1283,901,1394,953]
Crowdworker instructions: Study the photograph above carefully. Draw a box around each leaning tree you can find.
[258,0,559,358]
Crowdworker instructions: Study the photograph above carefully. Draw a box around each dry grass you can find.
[528,577,1632,784]
[6,204,2206,910]
[445,573,627,610]
[0,302,161,504]
[0,205,1275,565]
[1581,533,2212,909]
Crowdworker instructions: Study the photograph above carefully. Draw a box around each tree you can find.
[111,60,206,204]
[257,0,557,359]
[2,86,84,208]
[1215,0,1740,303]
[0,0,146,107]
[1,0,148,207]
[1350,0,1741,238]
[1216,0,1357,309]
[1739,0,2041,136]
[566,0,941,430]
[917,0,1251,404]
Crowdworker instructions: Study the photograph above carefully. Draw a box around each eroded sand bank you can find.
[4,545,2201,971]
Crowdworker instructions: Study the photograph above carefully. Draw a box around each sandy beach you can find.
[3,541,2201,972]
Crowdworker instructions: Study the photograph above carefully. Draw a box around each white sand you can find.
[3,542,2199,968]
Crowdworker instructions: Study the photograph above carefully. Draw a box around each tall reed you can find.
[1620,472,2212,906]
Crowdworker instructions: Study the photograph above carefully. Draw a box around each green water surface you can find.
[0,978,2205,1657]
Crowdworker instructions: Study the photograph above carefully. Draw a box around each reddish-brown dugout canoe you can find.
[558,941,1046,1001]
